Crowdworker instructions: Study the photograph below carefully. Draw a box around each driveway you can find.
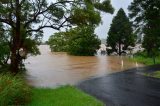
[77,65,160,106]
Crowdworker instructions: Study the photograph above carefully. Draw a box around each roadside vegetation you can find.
[128,0,160,65]
[130,52,160,65]
[143,71,160,79]
[0,74,31,106]
[0,73,104,106]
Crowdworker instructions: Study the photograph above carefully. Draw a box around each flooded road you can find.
[25,45,143,87]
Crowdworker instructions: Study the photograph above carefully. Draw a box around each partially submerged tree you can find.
[48,26,101,56]
[107,8,135,55]
[0,0,114,73]
[67,26,101,56]
[48,32,70,52]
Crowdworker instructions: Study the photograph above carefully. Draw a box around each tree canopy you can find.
[128,0,160,58]
[48,32,70,52]
[107,8,135,55]
[67,26,101,56]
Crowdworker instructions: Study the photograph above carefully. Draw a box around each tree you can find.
[67,26,101,56]
[107,8,135,55]
[48,32,70,52]
[48,26,101,56]
[128,0,160,63]
[0,0,114,74]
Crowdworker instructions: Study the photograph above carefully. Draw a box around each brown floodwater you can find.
[25,45,143,88]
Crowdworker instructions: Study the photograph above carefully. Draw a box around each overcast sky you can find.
[42,0,133,41]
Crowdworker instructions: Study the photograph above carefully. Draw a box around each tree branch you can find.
[26,16,71,33]
[0,18,15,28]
[24,0,74,28]
[26,25,60,33]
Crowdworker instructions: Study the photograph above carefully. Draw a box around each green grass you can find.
[131,56,159,65]
[28,86,104,106]
[143,71,160,78]
[130,52,160,65]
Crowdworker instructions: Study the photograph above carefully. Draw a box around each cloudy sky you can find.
[42,0,133,41]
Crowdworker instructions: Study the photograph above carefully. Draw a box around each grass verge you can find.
[130,52,160,65]
[143,71,160,79]
[28,86,104,106]
[130,56,159,65]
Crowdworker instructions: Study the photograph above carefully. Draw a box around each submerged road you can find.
[77,65,160,106]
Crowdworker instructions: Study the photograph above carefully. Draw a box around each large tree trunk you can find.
[10,50,19,74]
[10,0,21,74]
[10,30,21,74]
[10,32,22,74]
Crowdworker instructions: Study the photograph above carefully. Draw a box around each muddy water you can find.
[25,45,143,88]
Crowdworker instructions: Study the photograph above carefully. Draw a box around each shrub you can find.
[0,73,31,105]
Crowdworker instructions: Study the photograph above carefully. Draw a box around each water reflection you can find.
[25,45,143,88]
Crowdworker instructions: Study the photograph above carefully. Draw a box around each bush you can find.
[0,74,31,105]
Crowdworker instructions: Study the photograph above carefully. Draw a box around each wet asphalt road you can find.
[77,65,160,106]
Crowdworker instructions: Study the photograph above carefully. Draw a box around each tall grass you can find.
[0,73,31,105]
